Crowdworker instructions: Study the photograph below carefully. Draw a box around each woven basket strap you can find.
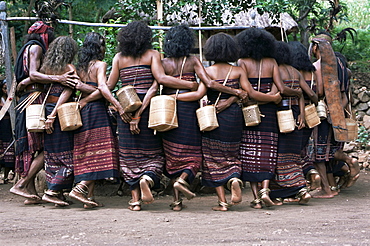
[257,60,262,92]
[214,65,233,107]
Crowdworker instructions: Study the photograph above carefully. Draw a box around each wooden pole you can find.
[156,0,163,59]
[10,26,16,64]
[0,1,16,130]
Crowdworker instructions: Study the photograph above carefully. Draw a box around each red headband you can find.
[28,21,54,49]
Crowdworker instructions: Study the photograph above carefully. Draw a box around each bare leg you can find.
[312,162,334,198]
[128,187,141,211]
[173,173,196,200]
[10,152,44,200]
[259,180,275,207]
[250,182,262,209]
[335,150,360,188]
[170,179,183,211]
[82,181,103,209]
[327,173,339,195]
[212,186,228,211]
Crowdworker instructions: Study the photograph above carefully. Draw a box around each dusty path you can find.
[1,171,369,245]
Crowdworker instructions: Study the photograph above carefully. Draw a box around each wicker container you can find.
[316,100,327,120]
[148,95,178,132]
[117,85,142,113]
[305,104,321,128]
[346,118,358,142]
[57,102,83,131]
[196,105,219,131]
[26,104,45,132]
[242,104,261,127]
[277,109,295,133]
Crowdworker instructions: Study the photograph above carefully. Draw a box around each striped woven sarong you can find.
[161,73,202,183]
[74,82,119,182]
[270,105,307,199]
[240,78,278,182]
[0,111,15,168]
[202,78,243,187]
[118,66,164,189]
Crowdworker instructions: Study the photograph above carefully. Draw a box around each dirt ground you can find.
[0,170,370,246]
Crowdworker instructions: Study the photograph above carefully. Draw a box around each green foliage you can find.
[332,29,370,62]
[356,125,370,148]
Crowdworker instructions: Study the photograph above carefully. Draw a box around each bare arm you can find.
[173,81,207,101]
[151,52,198,90]
[298,71,318,104]
[272,63,302,97]
[313,63,324,98]
[28,45,79,88]
[45,88,73,134]
[297,96,305,130]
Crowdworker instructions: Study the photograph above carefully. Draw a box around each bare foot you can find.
[212,205,228,211]
[128,200,141,211]
[24,198,47,205]
[310,174,321,190]
[310,190,335,199]
[10,185,41,200]
[139,178,154,204]
[42,194,69,206]
[250,199,262,209]
[283,198,299,203]
[84,198,104,209]
[173,181,196,200]
[69,186,98,207]
[346,159,360,188]
[230,179,242,205]
[260,193,275,207]
[298,192,311,204]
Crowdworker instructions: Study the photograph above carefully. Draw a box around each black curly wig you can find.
[288,41,316,72]
[163,25,195,58]
[117,21,152,58]
[204,33,240,62]
[273,41,292,65]
[77,32,106,74]
[236,28,276,60]
[40,36,78,74]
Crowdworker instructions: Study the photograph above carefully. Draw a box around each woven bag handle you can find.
[214,65,233,107]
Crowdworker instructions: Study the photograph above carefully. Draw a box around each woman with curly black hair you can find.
[68,32,119,209]
[99,21,200,211]
[288,41,321,191]
[200,33,281,211]
[160,25,248,211]
[39,36,79,206]
[268,41,315,205]
[236,28,301,209]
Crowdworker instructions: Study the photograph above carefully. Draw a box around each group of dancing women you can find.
[8,20,360,211]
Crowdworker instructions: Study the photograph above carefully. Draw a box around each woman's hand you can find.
[216,100,231,113]
[45,117,55,134]
[272,92,282,104]
[130,117,141,134]
[16,78,32,92]
[237,89,248,102]
[297,114,305,130]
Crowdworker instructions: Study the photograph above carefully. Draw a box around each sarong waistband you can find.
[24,83,44,92]
[135,88,149,94]
[162,88,191,95]
[279,98,299,107]
[46,95,60,103]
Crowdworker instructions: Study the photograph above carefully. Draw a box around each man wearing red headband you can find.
[10,21,79,204]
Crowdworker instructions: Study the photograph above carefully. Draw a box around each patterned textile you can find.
[313,119,343,161]
[0,110,15,168]
[15,92,44,177]
[202,78,243,187]
[74,82,119,183]
[44,87,74,190]
[118,66,164,189]
[161,73,202,183]
[270,104,307,199]
[240,78,278,182]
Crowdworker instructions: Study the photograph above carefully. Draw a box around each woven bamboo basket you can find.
[26,104,45,132]
[117,85,142,113]
[305,104,321,128]
[196,105,219,131]
[346,118,358,141]
[242,104,261,127]
[277,109,295,133]
[316,100,327,120]
[148,95,178,132]
[57,102,83,131]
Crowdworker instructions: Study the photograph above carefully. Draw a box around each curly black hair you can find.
[163,25,195,58]
[273,41,292,65]
[77,32,106,74]
[236,28,276,60]
[204,33,240,62]
[288,41,316,72]
[117,21,152,58]
[40,36,78,74]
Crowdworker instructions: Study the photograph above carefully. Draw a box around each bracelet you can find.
[47,115,56,119]
[132,117,141,120]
